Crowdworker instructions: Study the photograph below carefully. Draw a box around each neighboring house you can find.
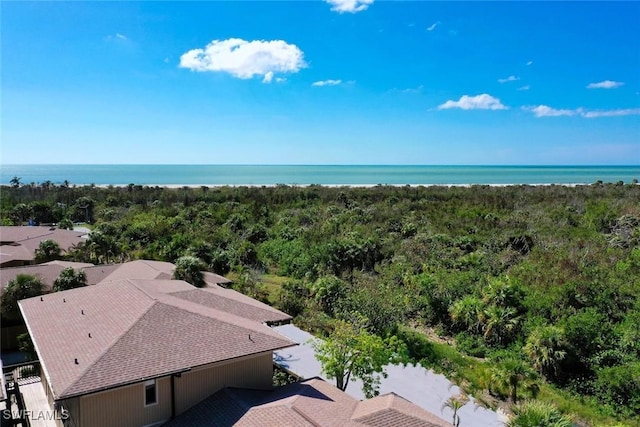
[18,278,294,427]
[163,376,454,427]
[1,260,231,293]
[0,226,87,267]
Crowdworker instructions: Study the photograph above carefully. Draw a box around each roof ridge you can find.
[126,278,161,300]
[158,292,293,342]
[60,282,157,398]
[290,403,322,427]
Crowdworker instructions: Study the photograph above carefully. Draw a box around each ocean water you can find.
[1,165,639,186]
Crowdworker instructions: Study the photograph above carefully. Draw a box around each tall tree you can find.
[1,274,45,322]
[10,176,21,188]
[173,256,206,288]
[35,239,62,263]
[53,268,87,292]
[313,318,407,398]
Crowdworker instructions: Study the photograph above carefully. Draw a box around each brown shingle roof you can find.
[19,279,296,400]
[1,262,95,292]
[348,393,453,427]
[1,264,66,291]
[171,288,292,324]
[0,227,86,266]
[162,378,454,427]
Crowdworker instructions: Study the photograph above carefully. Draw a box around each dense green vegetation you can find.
[2,181,639,425]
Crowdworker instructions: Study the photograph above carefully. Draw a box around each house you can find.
[2,260,236,352]
[162,376,454,427]
[1,260,231,293]
[0,226,87,268]
[18,278,294,427]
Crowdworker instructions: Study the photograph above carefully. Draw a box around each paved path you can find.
[17,377,58,427]
[273,324,507,427]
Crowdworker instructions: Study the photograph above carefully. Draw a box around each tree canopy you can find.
[52,267,87,292]
[1,274,45,322]
[313,317,407,398]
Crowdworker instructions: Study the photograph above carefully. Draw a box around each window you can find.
[144,379,157,406]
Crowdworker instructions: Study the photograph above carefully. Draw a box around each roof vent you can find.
[81,309,84,315]
[63,298,66,303]
[74,358,79,365]
[40,297,43,301]
[88,333,92,338]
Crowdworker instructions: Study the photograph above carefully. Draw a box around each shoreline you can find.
[79,182,618,188]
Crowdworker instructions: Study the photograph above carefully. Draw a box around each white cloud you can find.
[524,105,577,117]
[526,60,533,66]
[427,21,440,31]
[275,77,287,83]
[438,94,507,110]
[179,38,306,83]
[582,108,640,118]
[105,33,129,42]
[586,80,624,89]
[325,0,373,14]
[312,79,343,87]
[524,105,640,118]
[498,75,519,83]
[517,85,530,91]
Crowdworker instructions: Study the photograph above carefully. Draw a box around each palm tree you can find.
[490,357,539,403]
[35,239,62,263]
[10,176,21,188]
[442,393,469,426]
[507,400,572,427]
[450,295,484,334]
[523,325,567,380]
[483,305,520,345]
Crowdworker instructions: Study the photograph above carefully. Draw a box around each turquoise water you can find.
[1,165,639,186]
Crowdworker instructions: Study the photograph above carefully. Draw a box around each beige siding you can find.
[175,351,273,414]
[77,377,171,427]
[40,370,53,407]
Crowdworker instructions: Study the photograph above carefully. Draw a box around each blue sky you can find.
[2,1,639,165]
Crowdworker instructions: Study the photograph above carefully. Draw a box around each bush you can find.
[455,332,488,358]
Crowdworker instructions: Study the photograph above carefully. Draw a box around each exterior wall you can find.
[61,397,80,427]
[174,351,274,414]
[55,351,273,427]
[41,371,54,407]
[77,377,171,427]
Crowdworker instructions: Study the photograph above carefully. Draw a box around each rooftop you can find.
[163,377,454,427]
[19,278,294,400]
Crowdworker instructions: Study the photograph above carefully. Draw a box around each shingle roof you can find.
[19,279,296,400]
[0,226,86,266]
[162,378,454,427]
[171,288,292,324]
[349,393,453,427]
[1,262,95,292]
[0,264,66,291]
